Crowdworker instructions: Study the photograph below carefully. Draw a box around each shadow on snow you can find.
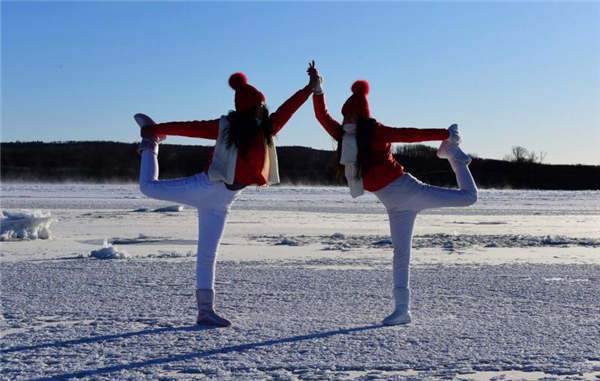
[2,325,212,353]
[16,324,385,380]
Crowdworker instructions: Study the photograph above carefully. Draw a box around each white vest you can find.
[339,123,365,198]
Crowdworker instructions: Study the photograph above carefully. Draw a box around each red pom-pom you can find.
[351,80,369,95]
[229,72,247,90]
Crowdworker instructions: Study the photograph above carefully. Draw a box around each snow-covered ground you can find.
[1,184,599,380]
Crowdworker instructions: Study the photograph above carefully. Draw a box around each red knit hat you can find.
[229,72,265,112]
[341,80,370,118]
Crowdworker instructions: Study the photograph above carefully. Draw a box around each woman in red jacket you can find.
[308,64,477,326]
[135,70,316,327]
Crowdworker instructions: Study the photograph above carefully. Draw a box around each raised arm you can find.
[313,93,342,141]
[375,123,449,143]
[143,119,220,140]
[307,62,343,141]
[270,85,312,134]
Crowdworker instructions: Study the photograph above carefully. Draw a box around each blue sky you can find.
[2,1,599,165]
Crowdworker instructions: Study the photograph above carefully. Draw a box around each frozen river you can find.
[1,184,599,380]
[3,183,600,215]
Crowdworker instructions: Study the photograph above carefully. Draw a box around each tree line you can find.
[1,141,599,190]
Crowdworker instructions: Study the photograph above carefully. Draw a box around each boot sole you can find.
[196,319,231,328]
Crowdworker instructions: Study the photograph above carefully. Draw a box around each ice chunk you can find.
[153,205,184,213]
[0,210,56,241]
[90,239,128,259]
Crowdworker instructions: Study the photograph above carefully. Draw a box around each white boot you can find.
[195,289,231,327]
[382,287,411,326]
[437,140,471,164]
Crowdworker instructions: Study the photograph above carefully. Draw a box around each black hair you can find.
[226,105,274,156]
[335,117,377,181]
[356,117,377,175]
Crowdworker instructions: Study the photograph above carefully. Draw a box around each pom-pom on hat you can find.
[229,72,266,112]
[341,80,370,118]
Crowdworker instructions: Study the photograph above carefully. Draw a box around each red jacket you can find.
[313,93,449,192]
[149,86,312,186]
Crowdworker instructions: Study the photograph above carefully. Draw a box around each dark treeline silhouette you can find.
[1,141,599,190]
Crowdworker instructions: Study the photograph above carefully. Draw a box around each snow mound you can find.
[90,239,128,260]
[0,210,56,241]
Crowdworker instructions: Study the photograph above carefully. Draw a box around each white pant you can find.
[374,159,477,289]
[139,150,240,290]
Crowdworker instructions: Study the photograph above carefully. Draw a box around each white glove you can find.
[312,75,324,95]
[447,123,461,144]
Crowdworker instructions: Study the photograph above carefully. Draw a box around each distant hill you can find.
[1,141,599,190]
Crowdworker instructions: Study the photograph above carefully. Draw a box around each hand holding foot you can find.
[437,123,471,164]
[134,113,166,141]
[447,123,461,144]
[134,113,165,155]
